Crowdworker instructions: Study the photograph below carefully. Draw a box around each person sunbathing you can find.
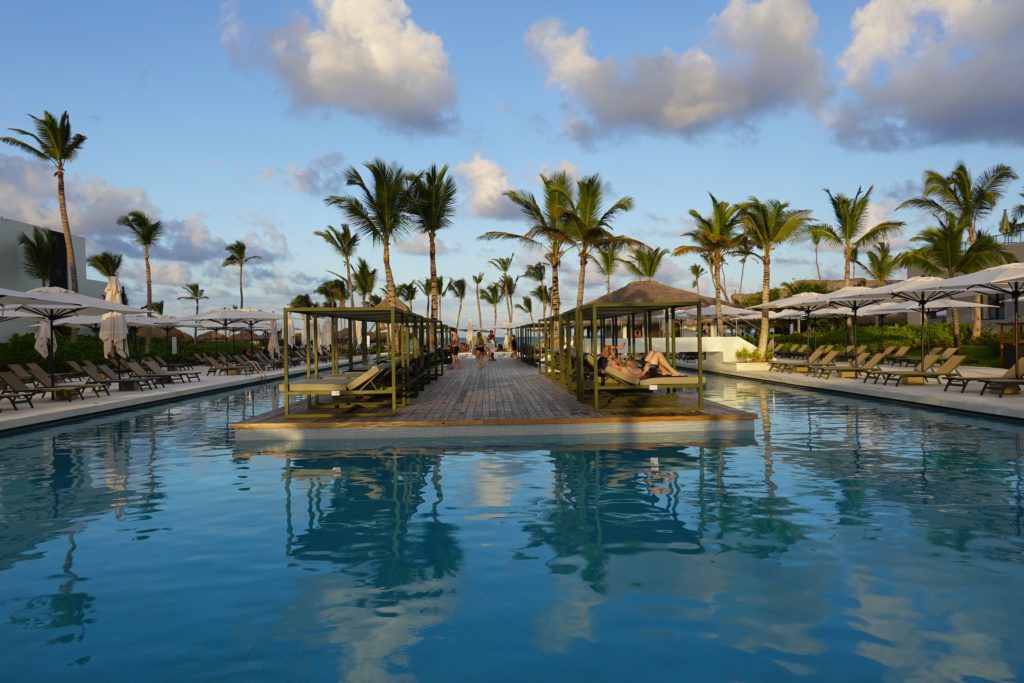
[600,347,685,379]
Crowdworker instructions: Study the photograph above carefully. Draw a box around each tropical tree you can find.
[499,273,519,324]
[1013,189,1024,224]
[481,283,502,330]
[809,229,824,280]
[316,278,348,307]
[532,283,551,322]
[901,213,1012,344]
[740,197,816,355]
[899,162,1018,338]
[857,242,903,286]
[674,194,743,335]
[482,172,573,327]
[397,282,418,308]
[489,256,515,322]
[625,246,669,280]
[409,164,457,322]
[325,159,413,304]
[447,278,467,328]
[178,282,208,340]
[590,241,626,294]
[1,111,86,291]
[516,296,534,323]
[19,228,58,286]
[86,251,123,278]
[290,293,315,308]
[689,263,707,295]
[313,224,360,307]
[812,186,904,288]
[558,173,635,308]
[222,240,260,308]
[352,258,378,306]
[117,210,163,312]
[472,272,485,327]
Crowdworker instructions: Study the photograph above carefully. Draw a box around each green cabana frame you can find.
[281,305,447,417]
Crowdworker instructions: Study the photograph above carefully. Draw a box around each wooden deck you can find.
[234,355,755,444]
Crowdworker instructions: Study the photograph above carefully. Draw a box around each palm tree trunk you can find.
[843,246,853,342]
[345,257,355,308]
[55,167,79,293]
[713,259,723,337]
[144,247,153,353]
[952,307,961,349]
[576,251,587,309]
[194,300,199,342]
[382,240,396,303]
[759,249,771,356]
[429,235,439,321]
[239,264,244,308]
[606,273,611,294]
[739,257,747,299]
[475,284,482,329]
[814,244,821,280]
[456,298,463,328]
[493,303,498,330]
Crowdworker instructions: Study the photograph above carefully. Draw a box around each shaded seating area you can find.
[519,295,707,412]
[279,305,447,417]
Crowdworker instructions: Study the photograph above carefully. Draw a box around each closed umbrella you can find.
[33,322,54,358]
[99,276,129,361]
[267,319,280,359]
[466,318,474,346]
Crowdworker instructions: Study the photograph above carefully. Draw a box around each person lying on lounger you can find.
[600,346,685,378]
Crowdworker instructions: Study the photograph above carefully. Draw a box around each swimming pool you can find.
[0,379,1021,681]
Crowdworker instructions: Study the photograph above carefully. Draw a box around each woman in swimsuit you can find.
[600,347,684,379]
[449,328,461,368]
[474,332,487,369]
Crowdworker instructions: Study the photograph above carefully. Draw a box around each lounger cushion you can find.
[603,363,640,386]
[346,364,383,390]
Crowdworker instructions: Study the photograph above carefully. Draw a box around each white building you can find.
[1,215,106,339]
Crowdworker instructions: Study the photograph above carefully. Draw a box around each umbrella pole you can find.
[919,301,927,363]
[1014,291,1021,379]
[49,318,56,386]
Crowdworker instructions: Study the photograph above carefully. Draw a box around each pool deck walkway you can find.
[0,366,305,435]
[234,354,756,445]
[686,361,1024,421]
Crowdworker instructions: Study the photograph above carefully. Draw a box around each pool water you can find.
[0,379,1022,682]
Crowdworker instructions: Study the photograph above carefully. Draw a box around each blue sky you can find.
[2,0,1022,321]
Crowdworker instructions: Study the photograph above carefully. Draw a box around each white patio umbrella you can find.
[752,291,834,347]
[842,276,947,362]
[821,286,891,359]
[99,276,129,361]
[910,263,1024,376]
[9,287,142,385]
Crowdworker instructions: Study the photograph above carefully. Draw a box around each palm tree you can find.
[809,229,824,280]
[558,174,635,308]
[397,282,418,308]
[290,293,315,308]
[352,258,378,306]
[523,262,548,318]
[117,210,164,312]
[316,279,348,307]
[489,256,515,322]
[2,111,87,291]
[532,283,551,321]
[18,228,58,286]
[899,162,1018,338]
[482,172,573,326]
[1012,189,1024,224]
[675,194,743,335]
[740,197,816,355]
[689,263,707,294]
[813,187,905,288]
[313,224,360,307]
[472,272,485,328]
[409,164,457,321]
[481,283,502,330]
[86,251,123,278]
[625,246,669,280]
[325,159,413,304]
[222,240,260,308]
[901,213,1012,344]
[178,283,208,341]
[857,242,903,286]
[516,296,534,323]
[590,241,626,294]
[447,278,467,328]
[499,274,519,324]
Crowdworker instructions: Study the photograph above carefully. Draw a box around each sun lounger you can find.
[7,363,37,384]
[142,359,202,383]
[815,352,887,379]
[771,346,827,371]
[0,374,37,410]
[873,355,966,386]
[25,363,108,397]
[808,351,869,378]
[0,370,85,401]
[779,349,839,374]
[76,364,129,393]
[943,358,1024,396]
[863,353,940,383]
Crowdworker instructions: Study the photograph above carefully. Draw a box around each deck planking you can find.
[237,354,752,433]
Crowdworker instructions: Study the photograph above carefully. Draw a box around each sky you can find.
[2,0,1023,323]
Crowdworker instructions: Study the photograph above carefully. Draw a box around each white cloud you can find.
[526,0,830,145]
[394,232,457,256]
[262,0,458,130]
[538,160,579,180]
[281,151,347,195]
[453,153,518,220]
[242,218,291,265]
[832,0,1024,148]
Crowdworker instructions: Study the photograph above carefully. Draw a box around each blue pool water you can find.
[0,378,1022,682]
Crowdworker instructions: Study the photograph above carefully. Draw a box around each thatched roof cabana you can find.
[584,280,714,308]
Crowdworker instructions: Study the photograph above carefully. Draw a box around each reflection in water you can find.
[0,381,1023,680]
